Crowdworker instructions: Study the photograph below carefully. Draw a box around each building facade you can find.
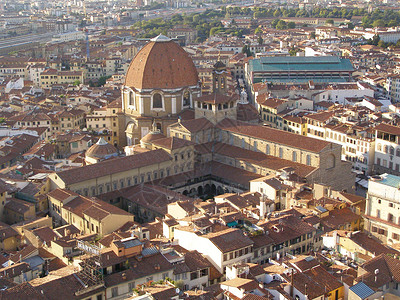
[365,173,400,245]
[120,35,201,147]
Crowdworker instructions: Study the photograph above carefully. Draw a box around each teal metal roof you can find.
[253,78,348,84]
[249,56,354,73]
[379,173,400,188]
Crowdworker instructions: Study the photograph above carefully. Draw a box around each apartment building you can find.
[47,188,134,234]
[374,123,400,175]
[40,69,84,88]
[86,99,122,147]
[364,173,400,246]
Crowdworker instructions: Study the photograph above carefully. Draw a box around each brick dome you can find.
[124,35,199,90]
[141,131,165,143]
[86,137,118,160]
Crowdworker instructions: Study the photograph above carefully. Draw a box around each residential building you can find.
[365,173,400,246]
[352,254,400,298]
[39,69,84,88]
[174,227,254,274]
[47,188,134,235]
[167,27,197,44]
[86,99,122,147]
[374,123,400,175]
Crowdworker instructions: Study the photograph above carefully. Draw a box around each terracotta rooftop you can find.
[375,123,400,136]
[355,254,400,289]
[217,118,330,153]
[151,136,195,150]
[172,117,214,133]
[196,92,238,104]
[204,228,253,253]
[125,37,198,90]
[55,149,171,185]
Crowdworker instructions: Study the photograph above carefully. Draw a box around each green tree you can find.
[388,20,397,27]
[325,19,334,25]
[97,76,111,86]
[257,36,263,45]
[276,20,287,30]
[73,80,81,86]
[370,34,380,46]
[273,9,281,17]
[192,15,200,23]
[378,40,386,48]
[287,21,296,29]
[242,45,252,57]
[310,32,316,39]
[362,16,372,28]
[289,47,297,56]
[372,19,385,28]
[210,27,222,36]
[271,19,279,28]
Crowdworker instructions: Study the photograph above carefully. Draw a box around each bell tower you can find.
[212,58,228,94]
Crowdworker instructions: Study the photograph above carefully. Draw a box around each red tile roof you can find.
[217,119,330,153]
[152,137,195,150]
[174,117,214,133]
[125,39,198,90]
[375,123,400,136]
[55,149,172,185]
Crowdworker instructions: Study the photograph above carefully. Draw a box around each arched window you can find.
[152,93,162,109]
[266,144,270,155]
[279,148,283,158]
[377,143,382,151]
[183,91,191,107]
[397,148,400,157]
[384,145,388,154]
[292,151,297,162]
[390,146,395,155]
[156,123,162,132]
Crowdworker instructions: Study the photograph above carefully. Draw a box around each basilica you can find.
[115,34,355,194]
[120,35,202,146]
[50,35,355,202]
